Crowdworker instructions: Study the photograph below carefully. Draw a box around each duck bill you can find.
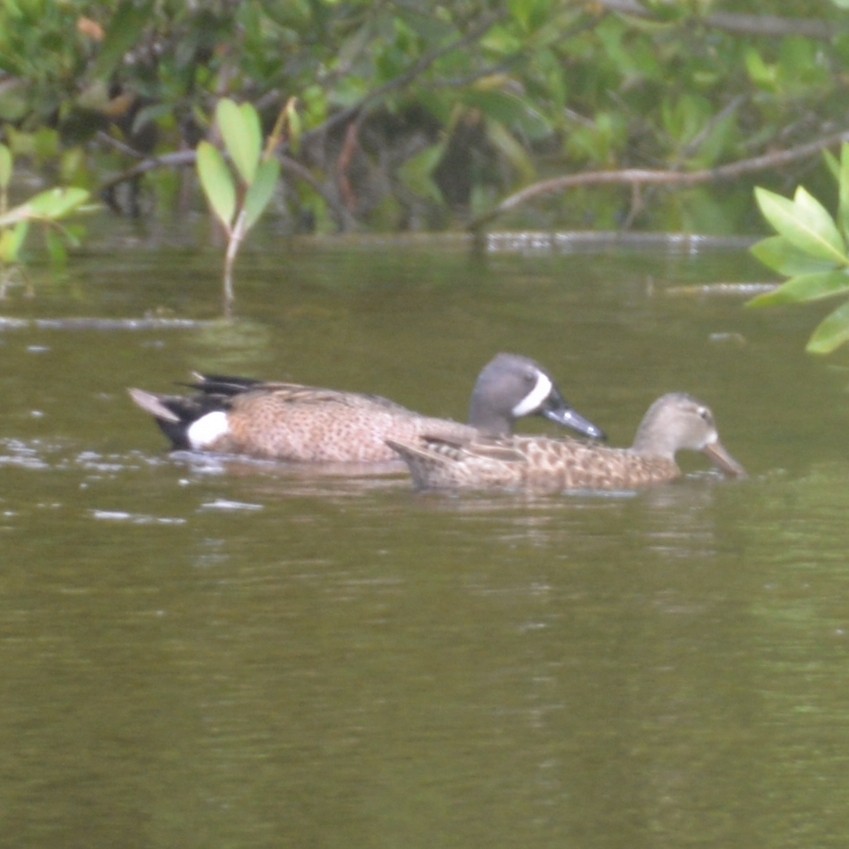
[542,405,606,441]
[703,439,747,478]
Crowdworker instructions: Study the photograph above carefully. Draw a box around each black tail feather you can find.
[128,386,229,450]
[187,373,263,396]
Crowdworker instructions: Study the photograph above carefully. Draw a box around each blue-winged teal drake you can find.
[387,392,745,491]
[128,353,605,463]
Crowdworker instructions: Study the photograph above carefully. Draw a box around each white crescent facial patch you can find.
[511,371,553,418]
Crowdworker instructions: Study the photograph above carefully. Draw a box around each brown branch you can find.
[336,122,360,212]
[467,129,849,232]
[596,0,835,41]
[98,150,196,194]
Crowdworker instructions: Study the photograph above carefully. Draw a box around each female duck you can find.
[387,392,745,491]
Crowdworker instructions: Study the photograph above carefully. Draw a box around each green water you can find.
[1,228,849,848]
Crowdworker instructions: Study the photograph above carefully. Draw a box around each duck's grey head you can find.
[468,352,606,440]
[632,392,746,477]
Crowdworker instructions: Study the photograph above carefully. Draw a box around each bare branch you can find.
[596,0,835,41]
[467,129,849,231]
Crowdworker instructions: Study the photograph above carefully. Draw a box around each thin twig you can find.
[99,150,196,194]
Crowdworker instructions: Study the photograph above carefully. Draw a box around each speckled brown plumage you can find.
[215,384,480,462]
[128,353,605,464]
[387,392,746,492]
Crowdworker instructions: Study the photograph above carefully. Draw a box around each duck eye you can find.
[698,407,711,423]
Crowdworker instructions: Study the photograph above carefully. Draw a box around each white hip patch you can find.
[187,411,230,449]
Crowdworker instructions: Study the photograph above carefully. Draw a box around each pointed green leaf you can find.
[397,143,445,203]
[750,235,837,276]
[243,158,280,232]
[486,119,537,182]
[755,186,848,265]
[217,99,261,185]
[26,190,60,216]
[28,187,90,218]
[509,0,531,30]
[62,223,86,249]
[795,185,846,251]
[196,141,236,229]
[462,90,552,142]
[0,144,12,189]
[508,0,551,32]
[747,270,849,308]
[823,149,839,181]
[44,228,69,268]
[745,47,776,88]
[0,221,29,263]
[807,299,849,354]
[839,143,849,243]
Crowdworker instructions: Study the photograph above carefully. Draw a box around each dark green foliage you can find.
[1,0,848,232]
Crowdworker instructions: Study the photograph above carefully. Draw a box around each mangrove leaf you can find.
[217,99,261,186]
[747,270,849,308]
[754,186,848,265]
[243,158,281,232]
[196,141,236,230]
[807,299,849,354]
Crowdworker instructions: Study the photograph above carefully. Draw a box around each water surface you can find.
[1,227,848,848]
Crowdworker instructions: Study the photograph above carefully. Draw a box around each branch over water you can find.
[467,129,849,232]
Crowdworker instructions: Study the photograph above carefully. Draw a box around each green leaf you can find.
[92,0,155,80]
[795,185,846,253]
[44,227,68,268]
[755,186,848,265]
[28,187,90,218]
[509,0,551,32]
[747,270,849,308]
[0,144,12,190]
[807,299,849,354]
[750,235,837,277]
[744,47,776,89]
[397,144,444,203]
[217,99,261,185]
[485,119,536,182]
[823,149,839,180]
[196,141,236,229]
[839,143,849,243]
[0,221,28,263]
[461,89,552,142]
[242,158,280,231]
